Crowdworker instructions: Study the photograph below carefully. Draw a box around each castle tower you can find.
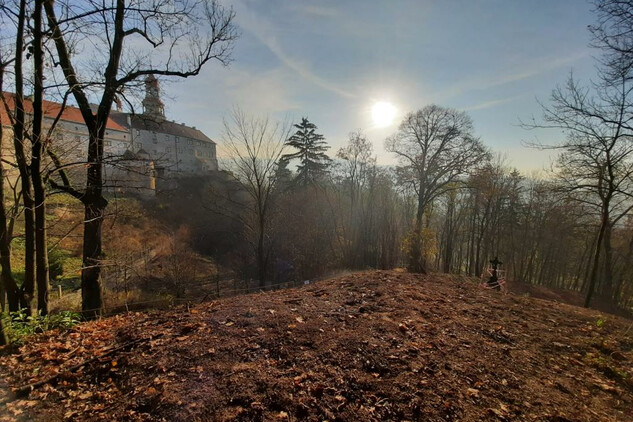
[142,75,165,120]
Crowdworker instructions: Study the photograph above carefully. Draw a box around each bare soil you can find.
[1,270,632,421]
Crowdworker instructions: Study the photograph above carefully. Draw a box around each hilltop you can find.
[0,271,632,421]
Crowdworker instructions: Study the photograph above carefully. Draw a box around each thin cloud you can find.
[296,5,339,18]
[234,1,355,98]
[484,51,591,89]
[223,67,301,113]
[439,50,591,100]
[462,95,522,111]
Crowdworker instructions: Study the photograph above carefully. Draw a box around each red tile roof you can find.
[0,92,127,132]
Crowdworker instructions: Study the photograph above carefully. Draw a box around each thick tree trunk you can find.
[81,199,107,318]
[585,212,608,308]
[408,192,427,274]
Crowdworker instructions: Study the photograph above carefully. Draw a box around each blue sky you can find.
[160,0,599,171]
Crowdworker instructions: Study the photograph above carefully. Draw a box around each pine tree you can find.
[274,157,293,192]
[283,117,331,186]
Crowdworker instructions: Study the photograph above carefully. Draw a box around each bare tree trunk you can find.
[0,316,7,346]
[585,212,608,308]
[13,0,34,312]
[0,173,20,313]
[32,0,50,316]
[81,189,107,318]
[408,192,426,273]
[257,214,266,289]
[602,222,614,299]
[443,192,455,273]
[0,66,21,314]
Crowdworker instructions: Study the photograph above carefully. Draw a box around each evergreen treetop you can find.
[282,117,331,187]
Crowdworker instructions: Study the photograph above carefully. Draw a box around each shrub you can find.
[1,310,82,345]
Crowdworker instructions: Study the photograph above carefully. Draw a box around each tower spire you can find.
[142,75,165,120]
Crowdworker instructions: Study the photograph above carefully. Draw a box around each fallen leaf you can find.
[597,383,618,393]
[466,388,479,397]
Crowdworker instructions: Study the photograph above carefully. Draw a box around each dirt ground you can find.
[0,270,632,421]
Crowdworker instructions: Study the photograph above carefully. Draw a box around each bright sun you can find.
[371,101,397,128]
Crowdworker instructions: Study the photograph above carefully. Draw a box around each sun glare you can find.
[371,101,397,128]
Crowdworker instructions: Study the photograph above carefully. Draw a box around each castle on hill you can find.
[0,76,217,195]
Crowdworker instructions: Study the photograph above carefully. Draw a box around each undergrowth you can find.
[1,310,82,345]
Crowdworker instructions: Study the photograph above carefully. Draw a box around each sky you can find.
[158,0,599,172]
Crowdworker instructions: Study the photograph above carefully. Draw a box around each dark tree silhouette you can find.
[590,0,633,84]
[283,117,331,187]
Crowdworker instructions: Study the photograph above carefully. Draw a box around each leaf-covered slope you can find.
[1,271,632,421]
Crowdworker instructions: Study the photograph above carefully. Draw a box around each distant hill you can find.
[1,270,631,421]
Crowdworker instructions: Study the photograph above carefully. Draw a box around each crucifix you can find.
[488,256,503,290]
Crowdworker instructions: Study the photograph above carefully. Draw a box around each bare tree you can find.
[590,0,633,85]
[42,0,237,317]
[220,108,289,289]
[0,39,23,347]
[386,105,488,273]
[0,39,18,317]
[336,130,375,267]
[32,0,50,315]
[0,0,36,314]
[524,74,633,307]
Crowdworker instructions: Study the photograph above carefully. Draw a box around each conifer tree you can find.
[283,117,331,186]
[274,157,293,192]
